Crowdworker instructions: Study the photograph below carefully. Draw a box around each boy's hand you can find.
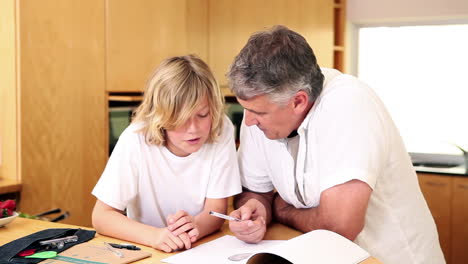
[167,210,200,243]
[153,228,190,252]
[229,199,267,244]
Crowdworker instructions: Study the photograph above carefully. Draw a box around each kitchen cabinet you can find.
[333,0,346,72]
[418,173,468,264]
[0,0,107,226]
[451,177,468,264]
[106,0,208,92]
[418,173,452,263]
[1,0,344,227]
[208,0,334,88]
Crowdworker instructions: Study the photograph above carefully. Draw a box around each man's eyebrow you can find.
[244,108,266,115]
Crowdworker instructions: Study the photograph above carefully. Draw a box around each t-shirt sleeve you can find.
[206,116,242,198]
[237,116,274,193]
[314,80,386,192]
[91,127,140,211]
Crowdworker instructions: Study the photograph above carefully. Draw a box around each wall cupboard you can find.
[106,0,208,92]
[1,0,341,226]
[0,0,106,226]
[208,0,335,89]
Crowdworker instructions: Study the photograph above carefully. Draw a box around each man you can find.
[227,25,445,264]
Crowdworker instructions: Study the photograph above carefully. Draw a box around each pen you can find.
[209,211,241,221]
[108,243,141,250]
[104,242,124,258]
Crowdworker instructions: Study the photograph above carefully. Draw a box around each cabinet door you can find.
[106,0,208,92]
[0,0,18,182]
[451,177,468,264]
[18,0,106,226]
[209,0,334,87]
[418,173,452,263]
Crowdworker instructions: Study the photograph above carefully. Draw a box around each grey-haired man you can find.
[227,25,444,264]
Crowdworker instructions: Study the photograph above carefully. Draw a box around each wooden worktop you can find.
[0,217,382,264]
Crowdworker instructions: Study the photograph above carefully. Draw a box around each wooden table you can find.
[0,217,382,263]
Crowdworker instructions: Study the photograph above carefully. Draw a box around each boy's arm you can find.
[194,198,228,238]
[92,200,188,252]
[168,198,227,242]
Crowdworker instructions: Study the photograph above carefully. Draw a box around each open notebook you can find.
[162,229,370,264]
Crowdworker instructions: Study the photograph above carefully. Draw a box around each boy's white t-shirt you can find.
[237,68,445,264]
[92,115,241,228]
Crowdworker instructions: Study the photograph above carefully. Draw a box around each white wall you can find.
[348,0,468,24]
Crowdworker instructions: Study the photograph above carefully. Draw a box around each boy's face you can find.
[165,98,212,157]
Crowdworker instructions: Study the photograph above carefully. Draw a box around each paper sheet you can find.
[161,235,283,264]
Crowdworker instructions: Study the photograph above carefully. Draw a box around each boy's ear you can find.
[292,90,309,113]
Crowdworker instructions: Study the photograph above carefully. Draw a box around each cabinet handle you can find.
[457,184,468,189]
[426,181,447,187]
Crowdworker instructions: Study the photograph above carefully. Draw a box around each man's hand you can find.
[229,199,267,243]
[167,210,200,245]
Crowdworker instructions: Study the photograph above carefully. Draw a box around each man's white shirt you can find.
[237,68,445,264]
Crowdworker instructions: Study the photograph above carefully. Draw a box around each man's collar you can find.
[287,130,298,138]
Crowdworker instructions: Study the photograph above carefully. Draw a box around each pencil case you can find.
[0,228,95,264]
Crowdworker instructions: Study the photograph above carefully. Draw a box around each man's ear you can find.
[292,90,309,113]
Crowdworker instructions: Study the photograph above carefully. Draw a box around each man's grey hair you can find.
[227,25,324,105]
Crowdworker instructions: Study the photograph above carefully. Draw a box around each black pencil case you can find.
[0,228,95,264]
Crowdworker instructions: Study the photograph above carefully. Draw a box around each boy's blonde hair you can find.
[133,55,224,145]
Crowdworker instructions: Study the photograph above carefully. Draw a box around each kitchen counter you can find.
[411,152,468,176]
[414,164,468,176]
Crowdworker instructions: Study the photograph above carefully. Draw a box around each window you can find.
[358,24,468,155]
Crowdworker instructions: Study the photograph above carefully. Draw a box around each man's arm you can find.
[273,179,372,241]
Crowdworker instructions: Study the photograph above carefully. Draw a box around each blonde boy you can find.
[92,55,241,252]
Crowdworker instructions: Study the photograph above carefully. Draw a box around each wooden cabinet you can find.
[106,0,208,92]
[1,0,341,227]
[451,177,468,264]
[0,0,107,226]
[333,0,346,72]
[0,0,17,185]
[208,0,334,88]
[418,173,468,264]
[418,173,452,263]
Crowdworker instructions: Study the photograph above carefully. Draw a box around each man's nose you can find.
[244,111,258,127]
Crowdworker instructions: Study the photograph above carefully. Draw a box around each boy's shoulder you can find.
[219,114,235,138]
[118,122,146,143]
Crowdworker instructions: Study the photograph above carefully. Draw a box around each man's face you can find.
[237,94,298,140]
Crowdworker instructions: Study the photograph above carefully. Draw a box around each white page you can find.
[161,235,284,264]
[254,230,370,264]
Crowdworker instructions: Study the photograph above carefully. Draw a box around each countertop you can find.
[414,164,467,176]
[411,152,468,176]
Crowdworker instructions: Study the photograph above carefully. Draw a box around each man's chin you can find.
[263,131,282,140]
